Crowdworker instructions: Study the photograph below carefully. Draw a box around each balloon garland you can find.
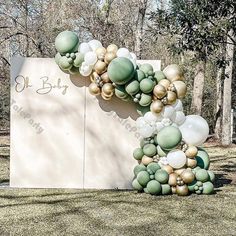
[54,31,215,196]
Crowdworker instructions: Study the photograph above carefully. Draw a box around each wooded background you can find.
[0,0,235,145]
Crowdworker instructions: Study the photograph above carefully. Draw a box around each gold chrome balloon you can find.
[168,172,178,186]
[94,60,107,75]
[158,79,171,90]
[150,100,164,114]
[102,83,114,96]
[171,186,177,194]
[162,165,173,174]
[185,146,198,158]
[166,91,177,104]
[174,168,185,175]
[101,91,112,100]
[90,71,99,83]
[186,158,197,168]
[89,82,101,96]
[163,64,184,82]
[142,156,153,166]
[101,72,110,83]
[107,44,118,53]
[172,81,187,99]
[176,184,189,196]
[153,84,167,99]
[95,47,106,60]
[180,169,195,184]
[105,52,116,64]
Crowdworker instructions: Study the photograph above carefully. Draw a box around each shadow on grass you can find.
[215,173,232,189]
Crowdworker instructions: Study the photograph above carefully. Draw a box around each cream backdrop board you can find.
[10,57,161,189]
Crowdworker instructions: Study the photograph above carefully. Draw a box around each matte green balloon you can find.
[135,69,146,82]
[188,180,197,192]
[156,126,182,150]
[202,181,214,194]
[133,164,146,177]
[157,145,169,157]
[195,169,209,182]
[161,184,171,195]
[154,71,166,83]
[55,31,79,54]
[155,169,169,184]
[125,80,140,95]
[147,162,161,174]
[196,148,210,169]
[146,180,161,195]
[208,170,215,182]
[140,78,155,93]
[115,85,129,99]
[108,57,134,85]
[136,104,150,116]
[69,66,81,75]
[139,63,153,75]
[139,93,152,107]
[133,148,144,160]
[143,144,157,157]
[73,52,84,67]
[132,179,143,191]
[55,52,62,64]
[137,171,150,187]
[59,56,73,70]
[144,188,149,194]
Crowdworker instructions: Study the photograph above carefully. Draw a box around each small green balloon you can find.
[125,80,140,95]
[133,148,144,160]
[135,69,146,82]
[133,164,146,177]
[188,180,197,192]
[155,169,169,184]
[161,184,171,195]
[154,71,166,83]
[157,145,168,157]
[137,171,150,187]
[69,66,81,75]
[208,170,215,182]
[59,56,73,70]
[115,85,129,99]
[139,78,155,93]
[139,63,154,75]
[147,162,161,173]
[146,180,161,195]
[196,148,210,170]
[139,93,152,107]
[195,169,209,182]
[55,52,62,64]
[143,144,157,157]
[144,188,149,194]
[202,181,214,194]
[136,104,150,116]
[73,52,84,67]
[132,179,143,191]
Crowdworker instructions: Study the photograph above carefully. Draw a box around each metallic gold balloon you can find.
[180,169,195,184]
[105,52,116,64]
[142,156,153,166]
[101,72,110,83]
[186,158,197,168]
[158,79,171,90]
[172,81,187,99]
[102,83,114,96]
[162,165,173,174]
[96,47,106,56]
[166,91,177,104]
[150,100,164,114]
[185,146,198,158]
[176,184,189,196]
[174,168,185,176]
[94,60,107,75]
[88,82,101,96]
[153,84,167,99]
[90,71,99,83]
[163,64,184,82]
[171,186,177,194]
[107,44,118,53]
[168,172,178,186]
[101,91,112,100]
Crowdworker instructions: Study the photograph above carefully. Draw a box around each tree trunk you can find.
[190,60,206,115]
[134,0,148,59]
[221,30,235,145]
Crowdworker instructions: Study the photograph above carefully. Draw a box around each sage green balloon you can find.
[133,148,144,160]
[125,80,140,95]
[132,179,143,191]
[147,162,161,174]
[154,71,166,83]
[73,52,84,67]
[136,104,150,116]
[157,145,169,157]
[188,180,197,192]
[59,56,73,70]
[135,69,146,82]
[137,171,150,187]
[202,181,214,194]
[55,52,62,64]
[196,148,210,169]
[161,184,171,195]
[69,66,81,75]
[155,169,169,184]
[208,170,215,182]
[146,180,161,195]
[139,93,152,107]
[140,78,155,93]
[139,63,153,75]
[55,31,79,54]
[144,188,149,194]
[156,126,182,150]
[108,57,134,85]
[133,164,146,177]
[195,169,209,182]
[115,85,129,99]
[143,144,157,157]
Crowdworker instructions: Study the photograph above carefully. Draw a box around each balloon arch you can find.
[54,31,215,196]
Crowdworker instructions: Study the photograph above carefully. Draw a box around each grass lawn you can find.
[0,136,236,235]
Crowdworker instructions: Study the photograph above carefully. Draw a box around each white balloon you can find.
[179,115,209,146]
[79,42,92,54]
[88,40,103,51]
[162,118,172,126]
[161,105,176,121]
[138,125,155,138]
[174,111,186,125]
[167,150,186,169]
[84,51,97,65]
[79,62,93,76]
[130,52,137,61]
[173,99,183,111]
[158,157,169,167]
[156,122,164,132]
[155,113,164,122]
[117,48,130,57]
[144,112,158,123]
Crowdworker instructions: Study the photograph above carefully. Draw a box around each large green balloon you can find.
[125,80,140,95]
[202,182,214,194]
[137,171,150,187]
[140,79,155,93]
[147,162,161,174]
[143,144,157,157]
[133,148,144,160]
[132,179,143,191]
[161,184,171,195]
[139,93,152,106]
[156,145,169,157]
[139,63,153,75]
[195,169,209,182]
[155,169,169,184]
[108,57,135,85]
[133,164,146,177]
[154,71,166,83]
[196,148,210,169]
[55,31,79,54]
[156,126,182,150]
[146,180,161,195]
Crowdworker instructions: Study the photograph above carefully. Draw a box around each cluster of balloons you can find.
[54,31,215,196]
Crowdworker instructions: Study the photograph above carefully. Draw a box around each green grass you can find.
[0,143,236,235]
